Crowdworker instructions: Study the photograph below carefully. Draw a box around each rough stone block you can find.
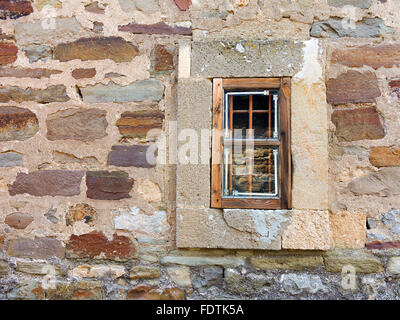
[250,255,324,270]
[328,0,372,8]
[126,285,185,300]
[46,108,107,142]
[0,85,69,104]
[80,79,163,103]
[54,37,139,62]
[161,254,245,267]
[0,67,62,78]
[176,208,292,249]
[16,261,62,275]
[331,44,400,69]
[72,68,96,79]
[9,170,84,197]
[5,212,33,229]
[324,250,383,273]
[177,78,212,209]
[107,145,157,168]
[0,152,23,166]
[66,203,96,226]
[130,266,161,279]
[15,17,89,45]
[348,167,400,196]
[369,146,400,167]
[66,231,136,261]
[86,171,133,200]
[310,18,393,38]
[191,40,304,78]
[119,21,191,35]
[152,44,174,72]
[291,78,329,210]
[387,257,400,275]
[116,111,164,139]
[332,107,385,141]
[70,264,126,279]
[0,1,33,19]
[329,211,366,249]
[282,210,331,250]
[7,237,65,259]
[174,0,191,10]
[0,42,18,65]
[0,107,39,141]
[327,71,380,105]
[23,44,52,63]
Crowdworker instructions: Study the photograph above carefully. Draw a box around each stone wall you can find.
[0,0,400,300]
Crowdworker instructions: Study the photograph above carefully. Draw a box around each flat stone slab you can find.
[191,40,305,78]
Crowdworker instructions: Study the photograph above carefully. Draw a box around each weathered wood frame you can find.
[211,78,292,209]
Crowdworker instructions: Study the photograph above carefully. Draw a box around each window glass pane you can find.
[232,95,249,110]
[233,113,248,137]
[252,113,268,139]
[253,94,268,110]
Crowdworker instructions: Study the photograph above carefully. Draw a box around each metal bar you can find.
[223,148,229,196]
[248,95,253,194]
[268,148,272,193]
[268,94,272,139]
[273,149,278,195]
[273,94,278,139]
[226,91,269,96]
[223,138,280,146]
[229,95,233,195]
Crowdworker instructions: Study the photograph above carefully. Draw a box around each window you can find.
[211,78,291,209]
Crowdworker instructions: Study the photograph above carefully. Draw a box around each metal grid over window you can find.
[211,78,291,210]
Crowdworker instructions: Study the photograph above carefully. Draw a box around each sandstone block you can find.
[370,146,400,167]
[72,68,96,79]
[0,1,33,19]
[86,171,134,200]
[0,67,62,78]
[129,266,161,279]
[310,18,393,38]
[331,44,400,69]
[348,167,400,196]
[46,108,107,142]
[0,106,39,141]
[116,111,163,139]
[324,250,383,273]
[0,85,69,104]
[118,21,192,35]
[54,37,139,62]
[66,231,136,261]
[152,45,174,72]
[7,237,65,259]
[250,255,324,270]
[66,203,96,226]
[80,79,163,103]
[70,264,126,279]
[126,285,185,300]
[107,145,157,168]
[0,152,23,166]
[329,211,366,249]
[23,44,52,63]
[0,42,18,65]
[327,71,380,105]
[4,212,33,229]
[331,107,385,141]
[9,170,84,197]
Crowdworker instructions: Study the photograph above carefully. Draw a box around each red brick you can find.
[0,42,17,65]
[66,231,136,261]
[332,107,385,141]
[327,71,381,105]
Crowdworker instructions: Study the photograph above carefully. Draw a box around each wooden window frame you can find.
[211,77,292,210]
